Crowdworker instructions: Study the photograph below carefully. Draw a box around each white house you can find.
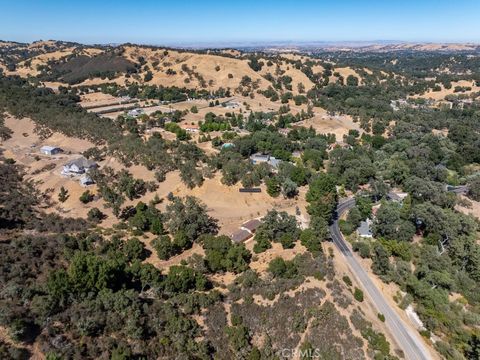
[40,146,62,155]
[223,100,240,109]
[180,123,199,133]
[127,108,144,117]
[80,175,95,186]
[250,153,281,169]
[358,219,373,238]
[62,157,97,175]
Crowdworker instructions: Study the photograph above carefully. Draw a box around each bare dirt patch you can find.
[296,110,361,140]
[456,195,480,220]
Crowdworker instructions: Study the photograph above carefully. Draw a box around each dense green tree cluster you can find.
[0,228,223,358]
[199,112,232,132]
[122,201,163,234]
[253,210,300,252]
[306,173,337,224]
[248,57,264,72]
[268,257,298,278]
[296,52,480,358]
[165,195,219,243]
[2,46,480,358]
[467,176,480,201]
[202,235,252,273]
[372,201,416,242]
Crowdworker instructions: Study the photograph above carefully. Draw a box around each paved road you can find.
[329,198,432,360]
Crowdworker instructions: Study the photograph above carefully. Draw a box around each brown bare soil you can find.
[456,195,480,220]
[296,109,361,140]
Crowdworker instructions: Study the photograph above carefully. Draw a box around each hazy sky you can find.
[2,0,480,45]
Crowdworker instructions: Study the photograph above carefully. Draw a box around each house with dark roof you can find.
[230,229,253,243]
[241,219,262,233]
[250,153,270,164]
[446,185,468,195]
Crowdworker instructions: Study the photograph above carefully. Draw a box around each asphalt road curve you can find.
[329,198,432,360]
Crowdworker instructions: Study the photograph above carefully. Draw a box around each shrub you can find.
[124,238,148,262]
[144,71,153,82]
[87,207,105,223]
[203,235,251,273]
[253,232,271,254]
[339,219,354,235]
[299,228,323,254]
[164,265,209,293]
[265,177,280,197]
[419,329,431,338]
[268,257,298,278]
[343,275,352,287]
[354,287,364,302]
[151,235,175,260]
[352,242,371,258]
[79,190,94,204]
[58,186,69,203]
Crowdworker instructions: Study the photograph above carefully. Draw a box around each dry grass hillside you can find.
[0,41,375,96]
[258,57,315,92]
[13,48,78,77]
[121,45,270,91]
[413,79,480,101]
[1,43,289,95]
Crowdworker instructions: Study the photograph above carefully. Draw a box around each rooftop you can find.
[128,108,144,117]
[65,157,97,169]
[80,175,94,185]
[387,191,409,202]
[250,153,270,161]
[40,145,61,151]
[249,153,282,168]
[268,157,281,168]
[358,220,373,237]
[241,219,262,232]
[230,229,252,243]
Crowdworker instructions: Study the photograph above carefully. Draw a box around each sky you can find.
[1,0,480,45]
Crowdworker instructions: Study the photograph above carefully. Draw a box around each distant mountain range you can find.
[116,39,480,52]
[2,39,479,53]
[234,41,480,53]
